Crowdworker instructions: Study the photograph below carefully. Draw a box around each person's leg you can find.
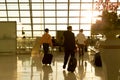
[71,50,75,58]
[84,45,88,52]
[81,45,84,55]
[78,47,81,57]
[63,50,70,69]
[43,43,49,54]
[78,44,82,57]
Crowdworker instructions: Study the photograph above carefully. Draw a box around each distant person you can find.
[63,26,76,69]
[40,28,53,54]
[76,29,86,56]
[86,36,92,46]
[51,36,57,46]
[85,36,92,52]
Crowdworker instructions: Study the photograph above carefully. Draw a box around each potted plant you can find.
[91,10,120,80]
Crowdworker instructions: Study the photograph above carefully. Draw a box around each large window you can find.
[0,0,120,37]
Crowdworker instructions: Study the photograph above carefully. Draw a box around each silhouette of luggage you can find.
[42,53,53,64]
[94,52,102,67]
[67,57,77,72]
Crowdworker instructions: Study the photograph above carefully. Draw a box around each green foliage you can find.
[91,10,120,35]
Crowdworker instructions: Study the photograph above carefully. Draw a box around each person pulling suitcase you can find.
[39,28,53,65]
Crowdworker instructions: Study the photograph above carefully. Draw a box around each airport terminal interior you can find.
[0,0,120,80]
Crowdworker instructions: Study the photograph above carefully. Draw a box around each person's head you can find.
[44,28,49,33]
[79,29,83,33]
[87,36,90,39]
[67,26,72,31]
[52,36,55,39]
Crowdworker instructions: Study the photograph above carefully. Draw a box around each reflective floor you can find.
[0,50,105,80]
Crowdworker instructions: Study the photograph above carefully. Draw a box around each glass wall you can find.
[0,0,120,37]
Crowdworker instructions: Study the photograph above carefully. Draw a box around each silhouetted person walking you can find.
[76,29,86,57]
[63,26,76,69]
[40,28,52,54]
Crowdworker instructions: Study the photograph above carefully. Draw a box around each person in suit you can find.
[63,26,76,69]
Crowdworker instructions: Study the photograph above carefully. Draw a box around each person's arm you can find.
[75,34,78,44]
[49,35,53,47]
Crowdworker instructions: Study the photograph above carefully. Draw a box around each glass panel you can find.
[70,25,79,30]
[81,18,92,23]
[17,22,22,30]
[31,0,43,2]
[33,31,44,37]
[40,25,45,30]
[69,18,79,23]
[7,4,18,9]
[32,4,43,9]
[45,25,56,30]
[0,4,6,9]
[57,4,68,9]
[70,0,80,2]
[92,11,101,17]
[0,0,5,2]
[6,0,17,2]
[17,31,23,37]
[80,25,91,30]
[44,0,55,2]
[21,18,31,23]
[45,11,55,17]
[45,18,55,23]
[39,18,43,24]
[57,25,67,30]
[20,11,30,17]
[8,11,19,17]
[70,4,80,9]
[57,0,67,2]
[0,0,99,38]
[24,31,32,37]
[22,25,31,30]
[69,11,80,16]
[33,18,43,23]
[57,11,67,16]
[32,11,43,17]
[33,25,44,30]
[83,31,91,36]
[49,31,56,37]
[0,11,7,17]
[57,18,67,23]
[44,4,55,9]
[0,18,7,21]
[20,4,29,10]
[81,11,93,17]
[73,31,79,36]
[9,18,20,22]
[81,0,92,2]
[81,4,92,9]
[19,0,29,2]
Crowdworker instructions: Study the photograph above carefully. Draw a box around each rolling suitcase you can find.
[67,57,77,72]
[42,53,53,64]
[94,52,102,67]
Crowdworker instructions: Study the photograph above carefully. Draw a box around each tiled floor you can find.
[0,50,105,80]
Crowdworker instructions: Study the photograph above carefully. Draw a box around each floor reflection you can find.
[42,65,53,80]
[0,50,105,80]
[63,70,77,80]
